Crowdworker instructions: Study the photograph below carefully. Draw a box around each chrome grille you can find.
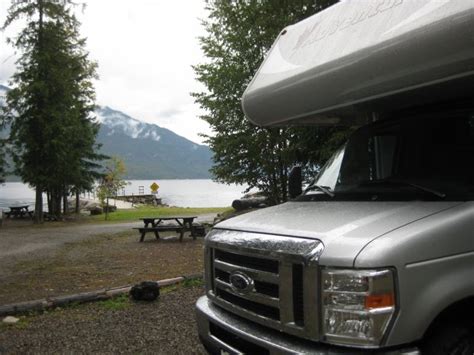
[292,263,305,326]
[205,230,324,340]
[213,249,280,320]
[215,249,279,273]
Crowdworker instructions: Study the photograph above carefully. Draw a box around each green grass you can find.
[97,294,130,311]
[160,284,180,294]
[90,206,232,222]
[182,277,204,288]
[0,317,30,330]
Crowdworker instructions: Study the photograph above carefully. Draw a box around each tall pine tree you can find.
[2,0,100,221]
[193,0,348,204]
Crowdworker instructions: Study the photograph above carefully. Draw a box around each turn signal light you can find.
[365,293,395,309]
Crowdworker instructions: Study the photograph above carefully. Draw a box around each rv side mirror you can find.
[288,166,302,199]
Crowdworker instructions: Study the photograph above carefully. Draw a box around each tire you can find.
[421,320,474,355]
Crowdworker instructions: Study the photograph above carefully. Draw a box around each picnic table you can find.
[135,216,204,242]
[5,205,33,219]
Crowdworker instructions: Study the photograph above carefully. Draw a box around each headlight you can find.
[321,268,396,347]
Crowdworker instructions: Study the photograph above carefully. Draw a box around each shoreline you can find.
[0,179,246,209]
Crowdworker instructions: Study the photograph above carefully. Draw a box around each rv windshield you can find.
[302,112,474,201]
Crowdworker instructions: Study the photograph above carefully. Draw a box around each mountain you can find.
[0,85,213,179]
[96,106,212,179]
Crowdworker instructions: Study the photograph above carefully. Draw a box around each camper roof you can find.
[242,0,474,127]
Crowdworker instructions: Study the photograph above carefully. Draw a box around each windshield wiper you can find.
[360,179,446,199]
[304,184,335,197]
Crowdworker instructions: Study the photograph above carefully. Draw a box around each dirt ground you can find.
[0,285,206,354]
[0,216,215,305]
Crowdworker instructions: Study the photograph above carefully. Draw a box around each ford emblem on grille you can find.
[229,271,254,294]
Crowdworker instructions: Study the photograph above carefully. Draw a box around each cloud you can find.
[0,58,15,84]
[0,0,212,144]
[156,108,183,120]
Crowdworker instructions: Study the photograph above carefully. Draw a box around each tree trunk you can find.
[35,0,45,224]
[105,196,109,221]
[49,190,54,217]
[49,188,61,219]
[47,191,52,215]
[75,190,80,214]
[63,190,68,215]
[55,191,62,219]
[34,186,43,224]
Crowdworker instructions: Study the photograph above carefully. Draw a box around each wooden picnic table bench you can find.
[134,224,186,242]
[6,205,33,219]
[139,216,197,228]
[135,216,201,242]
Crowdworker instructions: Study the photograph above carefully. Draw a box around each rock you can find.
[89,207,103,215]
[2,316,19,324]
[130,281,160,302]
[103,205,117,213]
[67,198,101,212]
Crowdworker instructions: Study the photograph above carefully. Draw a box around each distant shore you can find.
[0,180,247,209]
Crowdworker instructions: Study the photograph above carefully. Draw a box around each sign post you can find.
[150,182,160,195]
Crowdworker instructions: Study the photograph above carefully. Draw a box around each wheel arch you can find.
[423,296,474,339]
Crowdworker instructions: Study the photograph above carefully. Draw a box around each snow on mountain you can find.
[0,86,213,179]
[94,105,212,179]
[95,106,161,142]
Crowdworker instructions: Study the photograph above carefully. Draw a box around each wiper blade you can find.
[304,184,335,197]
[360,179,446,199]
[396,180,446,198]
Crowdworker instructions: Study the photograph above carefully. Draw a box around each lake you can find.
[0,179,248,209]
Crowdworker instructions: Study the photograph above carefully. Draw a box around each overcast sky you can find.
[0,0,212,144]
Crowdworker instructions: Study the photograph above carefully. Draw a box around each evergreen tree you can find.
[193,0,349,204]
[1,0,100,221]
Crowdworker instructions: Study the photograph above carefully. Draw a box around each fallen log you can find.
[0,276,194,316]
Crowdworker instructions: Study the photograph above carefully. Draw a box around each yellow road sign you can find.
[150,182,159,193]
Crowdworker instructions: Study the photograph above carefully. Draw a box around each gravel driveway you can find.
[0,214,216,260]
[0,214,217,305]
[0,286,206,354]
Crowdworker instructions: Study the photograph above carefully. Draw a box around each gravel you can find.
[0,214,217,260]
[0,286,206,354]
[0,218,214,305]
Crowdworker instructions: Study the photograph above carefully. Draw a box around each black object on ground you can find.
[130,281,160,301]
[232,196,267,211]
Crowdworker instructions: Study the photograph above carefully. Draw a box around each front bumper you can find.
[196,296,420,355]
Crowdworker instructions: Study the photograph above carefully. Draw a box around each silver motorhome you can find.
[196,1,474,353]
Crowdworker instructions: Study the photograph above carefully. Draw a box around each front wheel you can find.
[421,320,474,355]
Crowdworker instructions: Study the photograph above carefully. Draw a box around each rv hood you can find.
[214,201,462,267]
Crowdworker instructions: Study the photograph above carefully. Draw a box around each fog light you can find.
[322,268,396,347]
